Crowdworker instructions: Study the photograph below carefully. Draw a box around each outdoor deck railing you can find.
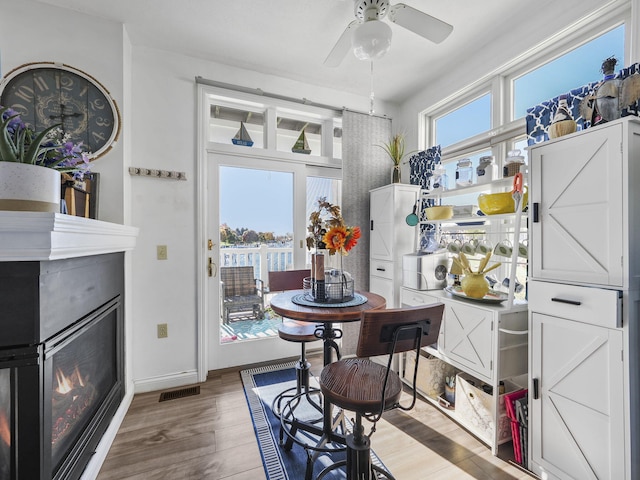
[220,244,294,287]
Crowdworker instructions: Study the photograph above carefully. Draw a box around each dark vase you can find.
[392,165,401,183]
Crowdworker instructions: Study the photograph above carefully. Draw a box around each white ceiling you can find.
[36,0,604,104]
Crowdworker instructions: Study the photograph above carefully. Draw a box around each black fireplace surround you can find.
[0,253,124,480]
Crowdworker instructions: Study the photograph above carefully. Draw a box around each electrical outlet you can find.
[157,323,168,338]
[157,245,168,260]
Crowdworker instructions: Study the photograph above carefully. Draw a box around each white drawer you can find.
[400,288,439,307]
[529,280,622,329]
[370,259,394,280]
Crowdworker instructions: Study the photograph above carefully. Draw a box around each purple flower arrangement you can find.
[0,106,91,179]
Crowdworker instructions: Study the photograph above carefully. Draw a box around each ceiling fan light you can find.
[352,20,392,61]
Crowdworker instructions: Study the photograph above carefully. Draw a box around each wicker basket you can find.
[303,272,354,303]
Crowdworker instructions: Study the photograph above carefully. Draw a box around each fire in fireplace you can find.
[53,365,98,447]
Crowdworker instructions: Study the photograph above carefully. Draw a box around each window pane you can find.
[333,124,343,160]
[513,25,625,118]
[219,166,293,274]
[277,117,322,157]
[441,150,492,205]
[306,176,342,264]
[435,94,491,147]
[209,104,265,148]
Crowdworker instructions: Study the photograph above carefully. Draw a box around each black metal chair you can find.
[268,269,322,420]
[316,304,445,480]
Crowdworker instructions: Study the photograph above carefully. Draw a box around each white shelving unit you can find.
[400,175,529,454]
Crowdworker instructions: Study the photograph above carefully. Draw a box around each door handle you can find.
[208,257,217,277]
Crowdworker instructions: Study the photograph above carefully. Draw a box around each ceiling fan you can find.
[325,0,453,67]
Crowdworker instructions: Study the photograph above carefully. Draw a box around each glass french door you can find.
[207,152,344,369]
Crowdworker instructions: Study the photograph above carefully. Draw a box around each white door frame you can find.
[195,85,342,379]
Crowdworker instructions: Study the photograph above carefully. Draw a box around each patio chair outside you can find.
[220,266,265,324]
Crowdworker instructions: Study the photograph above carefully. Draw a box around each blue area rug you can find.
[241,362,386,479]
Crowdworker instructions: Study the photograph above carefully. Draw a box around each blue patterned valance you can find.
[526,63,640,145]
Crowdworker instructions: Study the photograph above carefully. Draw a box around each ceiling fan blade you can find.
[388,4,453,44]
[324,20,360,67]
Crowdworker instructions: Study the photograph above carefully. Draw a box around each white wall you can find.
[0,0,127,224]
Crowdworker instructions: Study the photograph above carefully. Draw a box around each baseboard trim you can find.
[133,370,199,394]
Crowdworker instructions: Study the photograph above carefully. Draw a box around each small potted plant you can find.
[0,106,91,213]
[378,133,411,183]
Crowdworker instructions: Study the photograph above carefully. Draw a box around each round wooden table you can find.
[269,289,386,474]
[269,289,386,365]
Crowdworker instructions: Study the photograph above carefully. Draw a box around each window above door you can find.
[204,88,343,161]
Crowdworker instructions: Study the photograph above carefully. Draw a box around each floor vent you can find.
[159,386,200,402]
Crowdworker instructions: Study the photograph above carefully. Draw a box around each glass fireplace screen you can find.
[0,368,9,480]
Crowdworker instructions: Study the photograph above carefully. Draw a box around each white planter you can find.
[0,162,61,213]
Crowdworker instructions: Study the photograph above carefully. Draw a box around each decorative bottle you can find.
[548,95,577,139]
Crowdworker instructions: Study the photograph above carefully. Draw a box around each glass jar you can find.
[431,164,448,192]
[476,155,498,184]
[504,150,525,178]
[455,158,473,187]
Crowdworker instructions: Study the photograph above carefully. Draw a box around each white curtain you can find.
[340,109,392,356]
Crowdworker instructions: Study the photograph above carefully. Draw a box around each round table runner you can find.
[291,292,368,308]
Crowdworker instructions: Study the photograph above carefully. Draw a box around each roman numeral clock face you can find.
[0,63,120,159]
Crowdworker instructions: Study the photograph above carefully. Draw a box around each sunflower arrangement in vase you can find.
[306,197,361,302]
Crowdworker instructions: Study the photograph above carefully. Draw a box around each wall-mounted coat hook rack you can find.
[128,167,187,180]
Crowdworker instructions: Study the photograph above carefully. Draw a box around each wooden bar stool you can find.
[316,304,445,480]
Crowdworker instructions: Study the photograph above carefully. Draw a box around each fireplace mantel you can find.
[0,212,138,261]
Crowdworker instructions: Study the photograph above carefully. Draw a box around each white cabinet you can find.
[530,122,624,287]
[528,117,640,480]
[400,287,528,453]
[369,184,420,307]
[529,281,625,480]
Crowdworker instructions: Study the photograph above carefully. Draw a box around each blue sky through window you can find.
[513,25,625,118]
[436,94,491,148]
[220,166,293,237]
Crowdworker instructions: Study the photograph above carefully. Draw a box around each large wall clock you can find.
[0,62,120,160]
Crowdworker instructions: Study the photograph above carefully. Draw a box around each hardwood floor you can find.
[97,353,536,480]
